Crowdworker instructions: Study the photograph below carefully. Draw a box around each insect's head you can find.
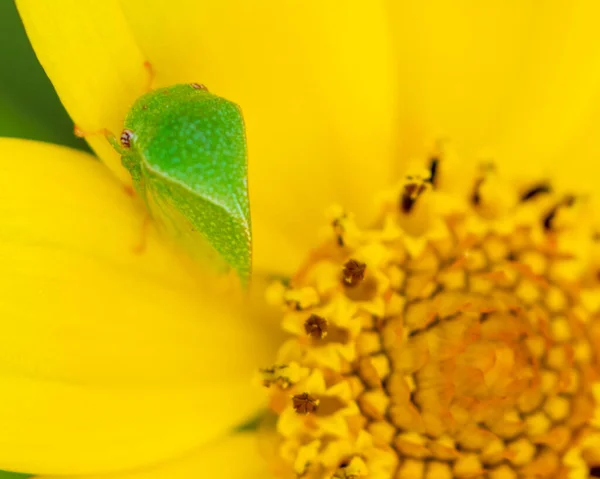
[118,83,210,152]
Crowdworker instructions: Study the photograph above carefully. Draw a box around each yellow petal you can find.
[390,0,600,179]
[547,96,600,194]
[16,0,147,183]
[0,138,275,475]
[19,0,400,273]
[36,433,268,479]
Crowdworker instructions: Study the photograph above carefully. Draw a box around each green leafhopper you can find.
[106,82,251,283]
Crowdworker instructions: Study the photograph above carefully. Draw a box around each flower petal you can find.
[15,0,147,183]
[0,138,275,475]
[390,0,600,176]
[122,0,399,272]
[36,432,267,479]
[0,1,85,150]
[547,93,600,194]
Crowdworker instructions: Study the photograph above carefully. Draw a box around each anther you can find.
[292,392,319,414]
[120,129,134,149]
[260,365,292,389]
[304,314,327,339]
[471,177,484,206]
[333,457,366,479]
[191,83,208,91]
[428,156,439,188]
[400,181,428,214]
[520,183,552,202]
[332,218,346,247]
[543,195,575,232]
[342,259,366,287]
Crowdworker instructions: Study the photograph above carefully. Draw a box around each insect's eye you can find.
[190,83,208,91]
[120,129,134,149]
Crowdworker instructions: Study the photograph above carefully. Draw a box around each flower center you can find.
[261,148,600,479]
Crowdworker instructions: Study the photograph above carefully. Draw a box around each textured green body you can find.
[120,85,251,281]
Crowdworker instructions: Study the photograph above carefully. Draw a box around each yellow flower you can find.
[8,1,600,478]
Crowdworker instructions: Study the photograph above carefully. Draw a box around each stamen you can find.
[543,195,576,231]
[292,393,319,414]
[260,365,293,389]
[332,217,346,247]
[304,314,328,339]
[400,178,428,214]
[428,156,439,188]
[520,183,552,202]
[471,177,484,206]
[342,259,366,287]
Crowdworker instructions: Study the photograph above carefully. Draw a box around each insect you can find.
[106,82,251,284]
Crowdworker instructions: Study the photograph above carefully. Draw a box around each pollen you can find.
[261,148,600,478]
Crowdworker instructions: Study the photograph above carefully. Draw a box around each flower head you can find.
[264,149,600,478]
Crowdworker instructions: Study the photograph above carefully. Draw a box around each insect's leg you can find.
[74,126,128,156]
[104,130,128,155]
[73,125,108,138]
[143,61,155,92]
[74,126,135,199]
[132,213,151,254]
[123,185,136,197]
